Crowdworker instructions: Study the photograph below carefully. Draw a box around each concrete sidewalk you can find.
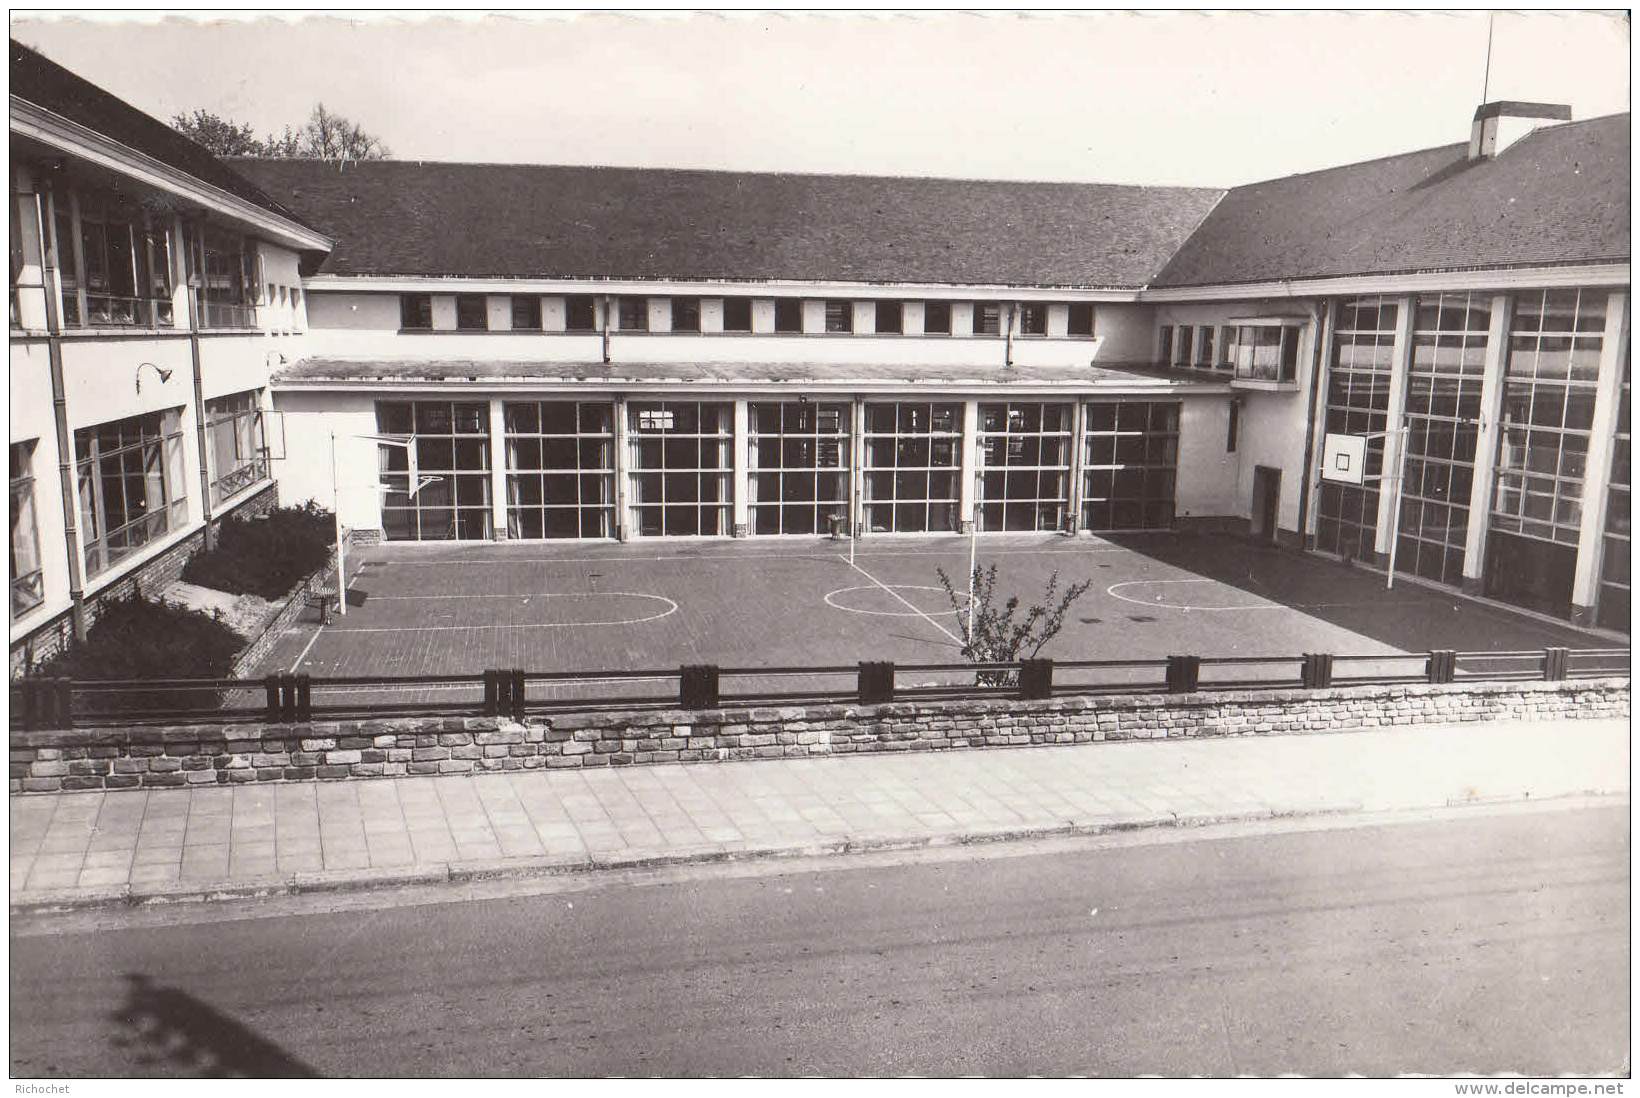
[10,718,1629,912]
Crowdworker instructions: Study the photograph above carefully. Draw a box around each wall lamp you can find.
[135,362,173,393]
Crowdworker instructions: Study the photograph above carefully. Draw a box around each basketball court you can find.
[256,530,1608,706]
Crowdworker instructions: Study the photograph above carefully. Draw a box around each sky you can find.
[7,9,1632,188]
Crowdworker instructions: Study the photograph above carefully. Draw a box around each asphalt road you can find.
[10,803,1629,1078]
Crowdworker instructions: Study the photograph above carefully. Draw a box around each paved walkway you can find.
[10,718,1629,912]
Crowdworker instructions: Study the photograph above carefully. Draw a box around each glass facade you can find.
[977,402,1072,532]
[505,401,615,539]
[1317,297,1397,561]
[377,401,492,541]
[749,402,851,535]
[205,390,270,507]
[11,441,42,618]
[1394,293,1488,586]
[1597,351,1629,631]
[628,401,732,537]
[1080,401,1178,531]
[75,410,187,575]
[862,402,961,533]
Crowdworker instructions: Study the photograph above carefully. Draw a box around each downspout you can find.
[1004,302,1016,367]
[601,294,612,364]
[186,222,215,552]
[1295,297,1330,551]
[37,187,87,642]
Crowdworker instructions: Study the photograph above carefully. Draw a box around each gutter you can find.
[36,187,87,643]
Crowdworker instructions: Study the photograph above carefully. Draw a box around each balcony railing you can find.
[209,458,271,507]
[198,301,256,330]
[79,293,174,329]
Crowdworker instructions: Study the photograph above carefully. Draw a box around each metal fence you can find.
[9,646,1628,731]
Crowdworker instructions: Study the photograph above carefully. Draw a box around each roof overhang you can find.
[1140,262,1631,303]
[10,97,334,253]
[301,274,1147,303]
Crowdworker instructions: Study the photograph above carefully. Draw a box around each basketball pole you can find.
[330,430,347,616]
[968,436,981,648]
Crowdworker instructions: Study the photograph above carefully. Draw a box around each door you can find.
[1251,465,1281,545]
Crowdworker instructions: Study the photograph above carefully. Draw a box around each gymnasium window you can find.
[1316,297,1398,562]
[377,401,493,541]
[205,391,270,506]
[75,409,187,577]
[1598,351,1630,632]
[400,293,433,330]
[11,441,42,619]
[456,294,489,330]
[824,300,853,333]
[924,301,952,335]
[1067,304,1095,337]
[749,402,852,535]
[511,295,541,330]
[775,299,803,333]
[978,402,1073,532]
[564,295,598,331]
[862,402,962,534]
[722,298,753,332]
[672,296,701,333]
[1081,401,1179,531]
[504,401,615,539]
[627,401,733,537]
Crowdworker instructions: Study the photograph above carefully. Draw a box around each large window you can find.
[1486,288,1607,616]
[75,410,187,576]
[722,298,752,332]
[192,225,255,329]
[205,391,269,506]
[565,295,598,331]
[1018,303,1048,337]
[456,294,488,330]
[862,402,961,533]
[1067,304,1095,337]
[1195,326,1215,367]
[774,299,802,333]
[924,301,952,335]
[1225,322,1303,382]
[511,295,541,330]
[376,402,492,541]
[1081,401,1178,530]
[824,300,853,333]
[1157,326,1174,365]
[1394,293,1489,586]
[617,296,648,331]
[874,301,903,335]
[11,441,43,618]
[972,302,1002,337]
[1317,298,1397,561]
[672,297,701,333]
[54,192,174,328]
[505,401,615,539]
[628,402,732,537]
[978,403,1072,532]
[749,402,851,535]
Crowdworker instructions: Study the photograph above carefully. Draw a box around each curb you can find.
[9,801,1372,916]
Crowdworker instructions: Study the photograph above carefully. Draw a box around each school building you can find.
[8,39,1630,673]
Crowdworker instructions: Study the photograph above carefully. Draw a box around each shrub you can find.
[935,565,1092,685]
[182,501,335,599]
[30,594,248,714]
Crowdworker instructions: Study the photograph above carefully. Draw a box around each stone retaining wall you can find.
[227,533,355,680]
[9,677,1628,793]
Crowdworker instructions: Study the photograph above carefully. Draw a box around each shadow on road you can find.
[109,973,320,1078]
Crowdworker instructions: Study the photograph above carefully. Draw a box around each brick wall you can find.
[9,677,1628,794]
[9,484,279,677]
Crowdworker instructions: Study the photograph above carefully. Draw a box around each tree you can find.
[170,104,389,161]
[935,565,1092,685]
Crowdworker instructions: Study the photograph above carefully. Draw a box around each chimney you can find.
[1468,101,1573,160]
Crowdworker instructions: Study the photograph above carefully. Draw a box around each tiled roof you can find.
[273,357,1225,389]
[9,39,312,227]
[1153,113,1630,287]
[228,159,1225,289]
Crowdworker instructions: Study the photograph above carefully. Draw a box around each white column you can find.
[1372,295,1415,566]
[1068,398,1087,533]
[751,299,775,334]
[542,296,567,332]
[802,299,825,334]
[1461,294,1514,592]
[732,399,750,537]
[959,399,980,534]
[487,398,508,539]
[951,301,975,338]
[901,301,925,336]
[700,298,725,333]
[1570,290,1630,622]
[612,396,630,541]
[1304,300,1338,544]
[649,297,672,332]
[852,300,875,335]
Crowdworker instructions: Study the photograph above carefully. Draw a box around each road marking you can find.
[824,584,962,618]
[839,555,964,645]
[1106,578,1384,612]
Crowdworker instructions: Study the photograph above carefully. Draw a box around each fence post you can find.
[859,661,895,704]
[1543,647,1569,681]
[295,674,312,723]
[1426,650,1456,684]
[18,679,38,732]
[1166,655,1200,694]
[1018,659,1053,700]
[482,670,498,717]
[509,669,526,719]
[1301,653,1334,690]
[52,677,73,730]
[278,673,297,724]
[680,665,720,710]
[265,675,282,723]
